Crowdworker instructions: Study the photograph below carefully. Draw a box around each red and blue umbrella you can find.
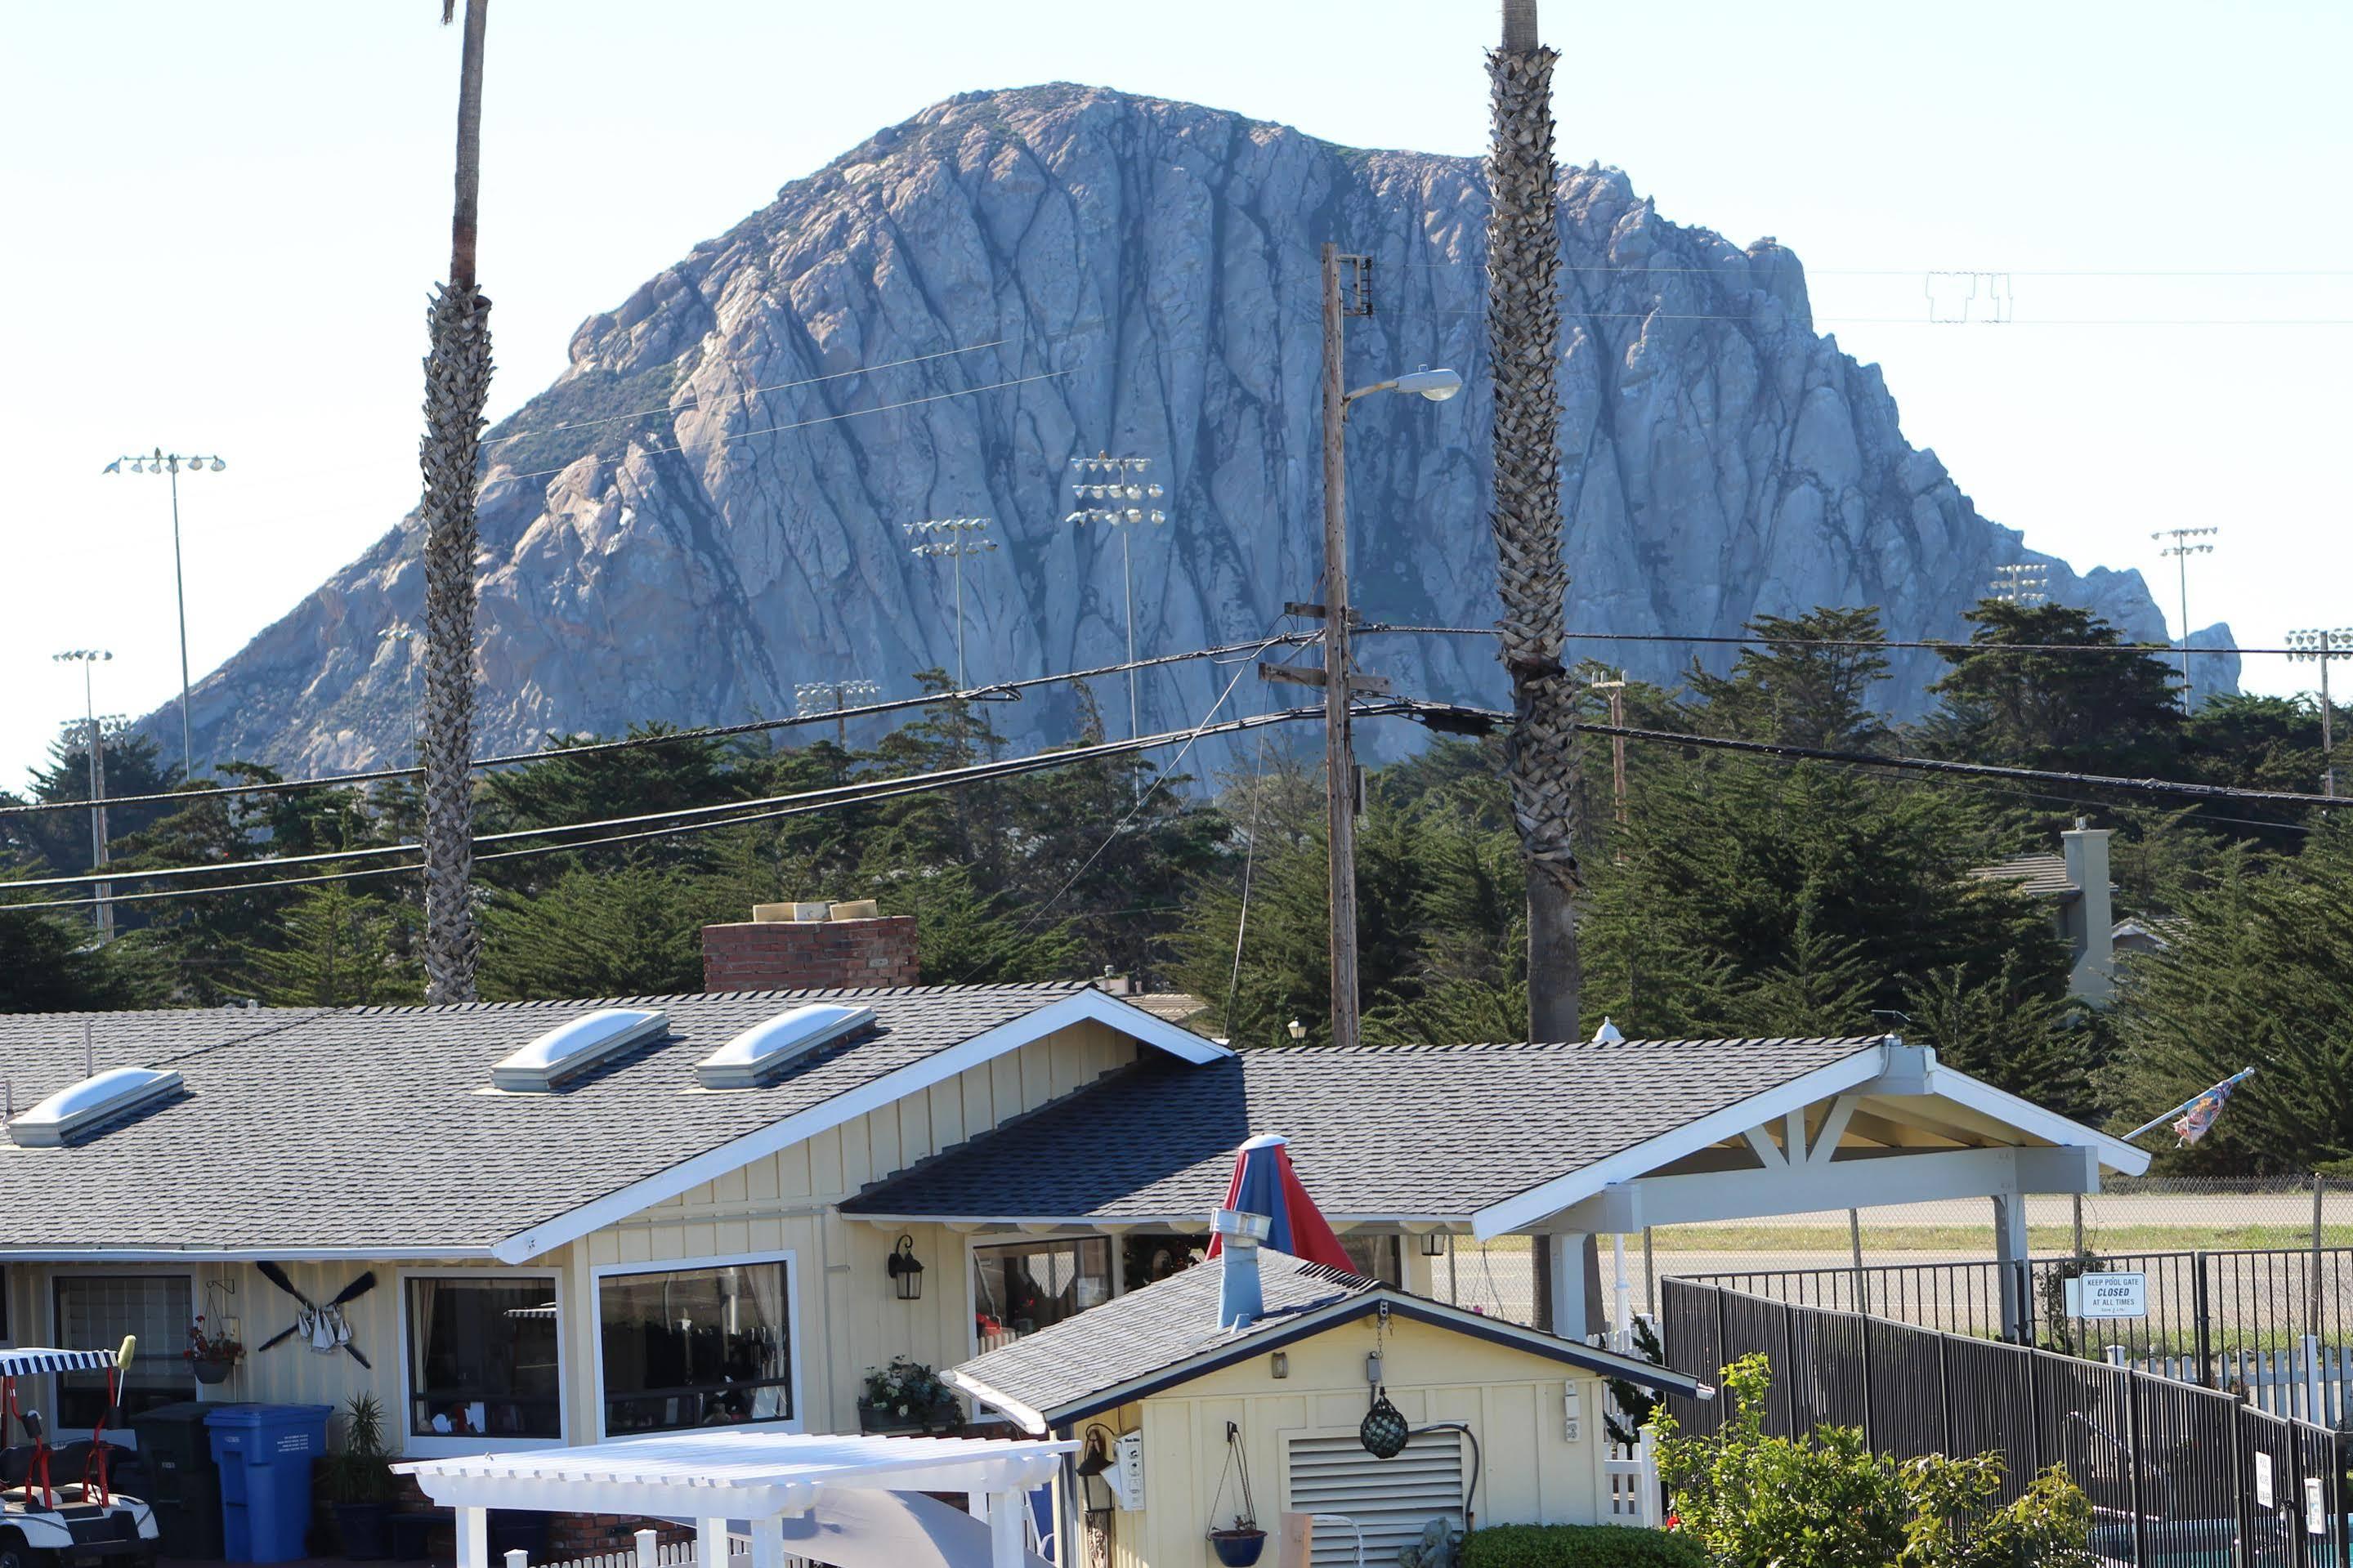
[1205,1133,1357,1273]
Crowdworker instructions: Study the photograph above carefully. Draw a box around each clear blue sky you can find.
[4,1,2347,790]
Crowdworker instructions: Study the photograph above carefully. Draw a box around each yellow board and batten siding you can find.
[9,1017,1137,1450]
[1104,1315,1608,1568]
[572,1017,1139,1438]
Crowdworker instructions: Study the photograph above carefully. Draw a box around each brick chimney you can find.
[701,900,919,993]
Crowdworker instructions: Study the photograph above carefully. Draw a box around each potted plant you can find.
[321,1394,400,1561]
[186,1316,244,1385]
[857,1357,960,1434]
[1206,1421,1264,1566]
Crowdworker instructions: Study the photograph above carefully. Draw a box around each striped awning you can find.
[0,1347,116,1378]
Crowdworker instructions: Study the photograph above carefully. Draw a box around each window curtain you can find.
[745,1263,790,1420]
[405,1277,439,1435]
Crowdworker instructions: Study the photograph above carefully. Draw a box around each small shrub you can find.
[1461,1523,1708,1568]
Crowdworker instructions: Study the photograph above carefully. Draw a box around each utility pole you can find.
[102,449,225,780]
[796,679,880,748]
[2288,628,2352,797]
[1318,243,1361,1054]
[53,650,116,941]
[1255,251,1458,1052]
[1067,458,1166,737]
[2153,527,2218,713]
[1990,562,2048,606]
[1589,672,1628,829]
[905,519,996,690]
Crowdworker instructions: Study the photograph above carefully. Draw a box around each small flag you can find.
[2125,1066,2257,1145]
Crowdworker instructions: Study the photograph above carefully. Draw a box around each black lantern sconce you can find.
[1076,1423,1119,1513]
[1418,1231,1448,1258]
[887,1234,925,1301]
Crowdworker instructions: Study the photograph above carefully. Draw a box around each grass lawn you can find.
[1645,1222,2334,1253]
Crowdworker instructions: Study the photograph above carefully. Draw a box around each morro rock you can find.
[168,83,2230,773]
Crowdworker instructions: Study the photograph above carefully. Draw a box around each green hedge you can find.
[1461,1524,1709,1568]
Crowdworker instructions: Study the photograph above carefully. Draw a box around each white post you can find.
[635,1530,659,1568]
[1611,1234,1632,1345]
[455,1508,491,1568]
[749,1517,785,1568]
[1548,1231,1593,1340]
[507,1551,530,1568]
[2306,1333,2324,1424]
[697,1518,729,1568]
[1635,1426,1661,1529]
[1991,1193,2029,1342]
[987,1490,1026,1568]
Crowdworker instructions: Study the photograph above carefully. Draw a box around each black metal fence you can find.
[1662,1276,2352,1566]
[1676,1246,2353,1415]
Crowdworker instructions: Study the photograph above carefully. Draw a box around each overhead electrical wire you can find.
[1361,623,2294,658]
[0,633,1322,820]
[0,695,1356,911]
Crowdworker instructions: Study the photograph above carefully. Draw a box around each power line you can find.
[0,694,1346,905]
[1362,623,2285,657]
[0,633,1322,820]
[1393,699,2353,813]
[481,340,1009,453]
[502,369,1071,484]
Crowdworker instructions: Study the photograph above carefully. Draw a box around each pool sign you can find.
[2064,1271,2149,1319]
[2257,1452,2274,1509]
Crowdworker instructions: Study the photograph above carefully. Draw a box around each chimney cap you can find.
[1212,1208,1273,1244]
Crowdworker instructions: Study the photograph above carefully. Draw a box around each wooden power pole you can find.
[1319,243,1362,1052]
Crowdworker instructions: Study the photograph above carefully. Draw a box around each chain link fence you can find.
[1429,1176,2350,1329]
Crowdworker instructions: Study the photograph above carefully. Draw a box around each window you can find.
[597,1260,794,1435]
[973,1237,1111,1351]
[1340,1235,1404,1286]
[51,1275,192,1428]
[404,1277,561,1441]
[1121,1233,1206,1293]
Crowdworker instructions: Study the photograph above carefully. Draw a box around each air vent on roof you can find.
[7,1066,184,1148]
[696,1003,877,1089]
[492,1008,669,1092]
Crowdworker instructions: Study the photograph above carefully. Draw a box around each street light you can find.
[1067,457,1167,738]
[51,650,116,941]
[904,519,997,690]
[796,678,882,748]
[2288,628,2353,797]
[103,448,226,779]
[1990,562,2049,606]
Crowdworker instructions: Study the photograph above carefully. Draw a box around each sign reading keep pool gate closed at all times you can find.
[2064,1271,2149,1319]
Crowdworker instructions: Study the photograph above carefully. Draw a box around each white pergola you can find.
[395,1431,1074,1568]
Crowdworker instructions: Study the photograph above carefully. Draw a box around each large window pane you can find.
[405,1278,561,1440]
[1341,1235,1402,1285]
[598,1262,793,1435]
[973,1238,1111,1351]
[52,1275,192,1427]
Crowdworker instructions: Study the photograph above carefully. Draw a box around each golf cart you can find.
[1,1339,158,1568]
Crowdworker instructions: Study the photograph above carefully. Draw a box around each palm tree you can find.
[418,0,493,1003]
[1487,0,1581,1046]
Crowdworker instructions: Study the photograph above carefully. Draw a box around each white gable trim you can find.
[1470,1046,1887,1238]
[1917,1061,2149,1175]
[492,989,1226,1263]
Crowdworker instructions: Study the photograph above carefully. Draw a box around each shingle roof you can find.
[949,1249,1698,1425]
[1970,852,2080,899]
[0,984,1103,1254]
[843,1035,1883,1224]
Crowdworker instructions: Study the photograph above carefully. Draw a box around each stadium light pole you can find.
[2288,628,2353,797]
[1067,458,1166,738]
[102,449,225,779]
[52,650,117,940]
[904,519,997,690]
[2153,526,2218,713]
[796,678,882,748]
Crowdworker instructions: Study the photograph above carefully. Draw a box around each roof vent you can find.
[492,1008,669,1092]
[696,1003,877,1089]
[7,1066,184,1148]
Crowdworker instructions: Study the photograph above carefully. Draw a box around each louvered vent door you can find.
[1285,1430,1465,1568]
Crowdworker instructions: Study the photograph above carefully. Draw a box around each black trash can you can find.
[132,1400,226,1561]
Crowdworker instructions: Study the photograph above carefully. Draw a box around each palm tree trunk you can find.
[1487,0,1581,1047]
[420,0,492,1003]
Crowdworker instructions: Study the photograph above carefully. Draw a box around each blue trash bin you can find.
[205,1404,333,1564]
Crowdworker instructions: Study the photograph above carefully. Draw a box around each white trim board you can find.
[1470,1040,2149,1238]
[587,1248,805,1444]
[494,989,1228,1264]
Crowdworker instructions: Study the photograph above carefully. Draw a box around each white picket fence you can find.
[2105,1334,2353,1423]
[1599,1317,1666,1527]
[526,1529,764,1568]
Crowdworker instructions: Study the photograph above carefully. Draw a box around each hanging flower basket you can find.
[190,1356,237,1386]
[1208,1530,1267,1568]
[186,1316,243,1385]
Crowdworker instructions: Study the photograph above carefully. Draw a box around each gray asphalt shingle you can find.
[0,984,1090,1253]
[844,1035,1883,1224]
